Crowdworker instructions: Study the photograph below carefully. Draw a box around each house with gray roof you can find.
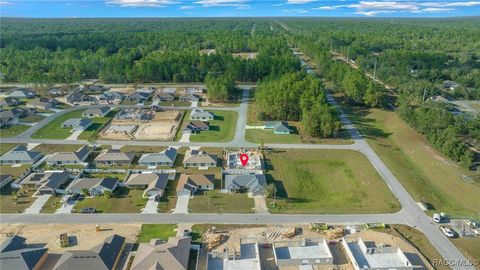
[264,121,292,134]
[0,146,43,165]
[94,149,135,166]
[190,109,214,121]
[138,147,177,167]
[98,92,124,104]
[0,235,48,270]
[154,92,175,101]
[3,97,20,106]
[0,110,19,127]
[66,91,96,105]
[224,173,267,196]
[0,174,13,189]
[18,172,70,195]
[179,93,199,102]
[183,150,217,168]
[130,236,191,270]
[126,173,169,197]
[53,234,125,270]
[46,145,90,166]
[26,98,57,110]
[128,91,150,102]
[68,177,118,196]
[8,89,36,99]
[61,118,93,132]
[82,106,111,118]
[184,120,209,133]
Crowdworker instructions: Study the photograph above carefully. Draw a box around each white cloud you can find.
[419,1,480,7]
[286,0,317,4]
[180,5,195,9]
[106,0,178,7]
[312,4,348,10]
[415,7,454,12]
[0,1,13,5]
[194,0,249,7]
[282,8,309,13]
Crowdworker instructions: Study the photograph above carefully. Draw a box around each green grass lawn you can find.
[120,145,167,153]
[31,109,85,139]
[73,187,147,213]
[159,100,191,107]
[343,105,480,217]
[77,110,117,141]
[0,164,31,177]
[136,224,177,243]
[20,114,46,123]
[84,172,128,181]
[451,238,480,263]
[0,144,24,155]
[40,195,63,213]
[0,187,35,213]
[189,190,255,213]
[188,111,237,142]
[265,149,400,214]
[32,144,82,154]
[0,125,30,138]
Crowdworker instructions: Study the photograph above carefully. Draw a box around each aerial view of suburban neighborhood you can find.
[0,1,479,270]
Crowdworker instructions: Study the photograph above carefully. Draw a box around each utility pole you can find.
[373,58,377,81]
[422,86,427,106]
[346,47,350,63]
[330,39,333,53]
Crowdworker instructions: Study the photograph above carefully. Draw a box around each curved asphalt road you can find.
[0,84,473,268]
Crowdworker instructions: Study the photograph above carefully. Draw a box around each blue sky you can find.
[1,0,480,17]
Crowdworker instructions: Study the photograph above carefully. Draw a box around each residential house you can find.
[185,87,203,94]
[0,235,48,270]
[128,92,150,103]
[264,121,292,134]
[61,118,93,132]
[223,173,267,196]
[98,92,124,104]
[115,108,152,121]
[0,174,13,189]
[273,238,333,267]
[208,241,261,270]
[82,106,111,118]
[176,174,214,196]
[136,87,156,94]
[179,93,199,102]
[190,109,214,121]
[342,237,416,270]
[48,87,65,96]
[94,149,135,166]
[26,98,57,110]
[183,121,209,133]
[0,110,19,127]
[11,107,36,118]
[8,89,36,99]
[444,80,460,91]
[0,146,43,165]
[130,237,191,270]
[80,84,109,94]
[68,177,118,196]
[150,100,160,111]
[182,150,217,168]
[18,172,70,195]
[65,91,96,105]
[53,234,125,270]
[126,173,169,197]
[161,87,177,94]
[3,97,20,106]
[46,145,90,166]
[138,147,177,167]
[154,92,175,101]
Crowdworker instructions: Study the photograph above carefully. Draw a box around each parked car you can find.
[440,226,455,238]
[80,207,96,214]
[433,213,442,223]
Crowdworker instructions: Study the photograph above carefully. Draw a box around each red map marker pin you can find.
[240,153,249,167]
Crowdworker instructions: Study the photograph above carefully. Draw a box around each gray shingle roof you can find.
[224,174,267,193]
[138,147,177,164]
[68,177,118,191]
[95,149,135,163]
[0,235,48,270]
[0,146,43,163]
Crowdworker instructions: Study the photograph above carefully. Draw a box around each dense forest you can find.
[0,18,299,83]
[283,18,480,168]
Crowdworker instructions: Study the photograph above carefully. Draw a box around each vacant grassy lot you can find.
[189,190,254,213]
[136,224,177,243]
[73,187,146,213]
[77,110,117,141]
[120,145,167,153]
[40,195,63,213]
[32,109,85,139]
[0,186,35,213]
[451,237,480,263]
[20,114,45,123]
[0,125,29,138]
[32,144,82,154]
[0,164,30,178]
[376,225,449,270]
[0,143,24,155]
[265,149,400,214]
[188,111,237,143]
[344,106,480,217]
[159,100,191,107]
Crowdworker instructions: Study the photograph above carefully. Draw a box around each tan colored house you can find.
[130,237,191,270]
[94,149,135,166]
[126,173,169,197]
[176,174,214,196]
[182,150,217,168]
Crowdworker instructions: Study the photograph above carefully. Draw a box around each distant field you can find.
[188,110,237,142]
[265,149,400,214]
[344,106,480,217]
[0,125,29,138]
[189,190,254,213]
[31,110,85,139]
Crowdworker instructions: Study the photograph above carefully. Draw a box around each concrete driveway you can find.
[66,130,83,140]
[173,195,190,214]
[254,196,269,214]
[56,196,78,214]
[142,197,159,214]
[24,195,51,214]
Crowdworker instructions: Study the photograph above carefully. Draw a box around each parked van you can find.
[433,213,441,223]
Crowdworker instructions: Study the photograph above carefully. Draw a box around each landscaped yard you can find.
[0,186,35,213]
[343,105,480,217]
[73,187,147,213]
[77,110,117,140]
[31,109,85,139]
[136,224,177,243]
[20,114,46,123]
[188,190,255,213]
[188,111,237,142]
[265,149,400,214]
[0,125,30,138]
[451,237,480,263]
[40,195,64,213]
